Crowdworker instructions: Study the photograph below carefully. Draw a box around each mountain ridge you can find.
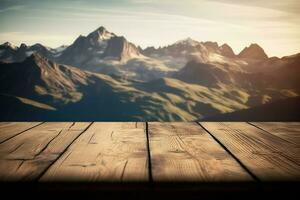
[1,26,273,65]
[238,43,268,60]
[0,26,299,121]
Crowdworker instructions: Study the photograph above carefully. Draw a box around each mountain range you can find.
[0,26,299,121]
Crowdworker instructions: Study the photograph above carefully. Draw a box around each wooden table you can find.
[0,122,299,195]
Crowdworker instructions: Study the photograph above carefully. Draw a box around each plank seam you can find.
[247,122,300,147]
[34,130,64,158]
[35,122,94,181]
[0,122,45,144]
[197,122,261,183]
[145,122,153,183]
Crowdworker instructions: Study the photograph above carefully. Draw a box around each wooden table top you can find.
[0,122,299,195]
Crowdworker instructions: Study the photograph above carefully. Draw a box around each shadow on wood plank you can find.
[1,181,300,199]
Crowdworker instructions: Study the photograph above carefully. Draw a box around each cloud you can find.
[0,0,299,56]
[129,0,153,4]
[0,5,24,13]
[208,0,300,14]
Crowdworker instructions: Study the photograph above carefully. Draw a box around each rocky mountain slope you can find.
[0,54,178,120]
[0,52,297,121]
[238,43,268,61]
[0,42,60,62]
[55,26,174,81]
[0,27,174,82]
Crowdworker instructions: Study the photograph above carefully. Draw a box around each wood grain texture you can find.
[148,122,252,182]
[0,122,91,181]
[0,122,42,143]
[250,122,300,146]
[200,122,300,181]
[41,122,148,182]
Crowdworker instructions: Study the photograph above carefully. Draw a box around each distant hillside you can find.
[2,53,288,121]
[204,96,300,121]
[0,54,246,121]
[0,94,56,121]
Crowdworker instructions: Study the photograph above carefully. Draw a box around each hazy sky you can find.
[0,0,299,57]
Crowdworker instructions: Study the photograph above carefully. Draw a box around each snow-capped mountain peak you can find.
[1,42,18,50]
[87,26,116,41]
[174,37,199,46]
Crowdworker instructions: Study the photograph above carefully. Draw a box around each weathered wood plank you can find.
[0,122,91,181]
[41,122,148,182]
[0,122,43,143]
[250,122,300,146]
[200,122,300,181]
[148,122,252,181]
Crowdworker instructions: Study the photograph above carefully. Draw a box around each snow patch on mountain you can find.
[174,37,199,47]
[26,50,36,56]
